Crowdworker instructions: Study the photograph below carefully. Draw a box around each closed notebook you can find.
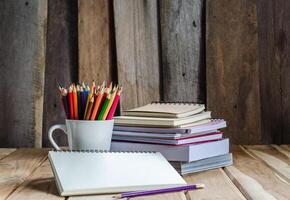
[170,153,233,175]
[112,132,223,145]
[111,139,229,162]
[114,112,211,128]
[123,102,205,118]
[113,119,227,136]
[48,150,186,196]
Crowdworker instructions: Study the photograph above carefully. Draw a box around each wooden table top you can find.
[0,145,289,200]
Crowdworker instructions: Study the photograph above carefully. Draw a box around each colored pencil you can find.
[84,85,90,109]
[92,80,96,93]
[106,87,122,120]
[85,96,94,120]
[58,81,121,121]
[97,93,111,120]
[113,184,205,199]
[68,86,74,120]
[90,87,105,120]
[58,87,70,119]
[101,86,117,120]
[72,85,79,120]
[84,85,94,119]
[62,89,69,119]
[77,85,82,120]
[97,84,111,116]
[80,86,86,119]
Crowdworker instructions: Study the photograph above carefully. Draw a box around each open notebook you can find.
[49,150,186,196]
[122,102,205,118]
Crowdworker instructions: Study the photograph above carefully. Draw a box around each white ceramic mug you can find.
[48,119,114,151]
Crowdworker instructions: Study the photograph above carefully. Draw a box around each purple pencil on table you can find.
[113,184,205,199]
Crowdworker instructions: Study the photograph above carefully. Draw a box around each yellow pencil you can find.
[85,96,94,120]
[83,84,94,119]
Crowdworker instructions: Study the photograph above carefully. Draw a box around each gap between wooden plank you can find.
[184,168,246,199]
[0,149,16,160]
[243,145,290,182]
[271,145,290,158]
[7,157,63,200]
[0,149,48,199]
[224,166,277,200]
[223,145,290,200]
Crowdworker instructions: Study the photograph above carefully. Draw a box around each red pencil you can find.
[106,87,122,120]
[68,86,74,120]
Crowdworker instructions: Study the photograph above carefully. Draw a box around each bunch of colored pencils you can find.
[58,81,122,120]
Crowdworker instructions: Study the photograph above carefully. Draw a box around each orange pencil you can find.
[85,96,94,120]
[72,85,79,120]
[90,87,105,120]
[101,86,118,120]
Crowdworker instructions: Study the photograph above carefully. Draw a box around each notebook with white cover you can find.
[123,102,205,118]
[114,111,211,127]
[111,139,229,162]
[48,150,186,196]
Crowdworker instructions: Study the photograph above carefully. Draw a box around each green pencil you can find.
[97,94,111,120]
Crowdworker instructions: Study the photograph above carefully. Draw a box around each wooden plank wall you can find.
[207,0,290,144]
[160,0,205,102]
[206,0,262,144]
[1,0,290,147]
[78,0,113,83]
[0,0,47,147]
[114,0,160,111]
[42,0,78,147]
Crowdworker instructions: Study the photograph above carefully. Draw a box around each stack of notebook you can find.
[111,102,232,175]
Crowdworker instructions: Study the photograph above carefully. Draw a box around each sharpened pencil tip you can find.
[196,183,205,189]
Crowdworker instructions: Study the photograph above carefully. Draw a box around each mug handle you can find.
[48,124,66,150]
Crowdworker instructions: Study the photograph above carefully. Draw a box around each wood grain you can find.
[206,0,261,144]
[0,149,16,160]
[0,149,47,199]
[224,146,290,199]
[244,145,290,181]
[68,192,186,200]
[281,145,290,152]
[43,0,78,147]
[7,159,62,200]
[256,0,290,144]
[272,145,290,158]
[225,166,277,200]
[256,0,282,144]
[78,0,112,83]
[160,0,205,102]
[113,0,160,111]
[0,0,47,147]
[184,168,245,199]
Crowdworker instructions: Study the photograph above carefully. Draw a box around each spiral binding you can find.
[52,149,156,154]
[151,101,203,104]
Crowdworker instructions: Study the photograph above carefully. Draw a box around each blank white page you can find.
[49,151,186,196]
